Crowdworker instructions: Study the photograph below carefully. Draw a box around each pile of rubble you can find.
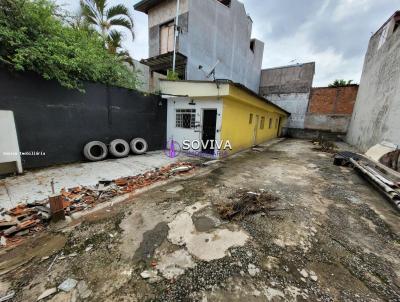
[0,162,195,249]
[217,189,279,220]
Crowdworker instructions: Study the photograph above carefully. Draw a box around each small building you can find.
[160,80,289,157]
[347,11,400,151]
[134,0,264,92]
[259,62,315,132]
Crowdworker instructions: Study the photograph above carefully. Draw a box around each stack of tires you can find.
[83,138,148,162]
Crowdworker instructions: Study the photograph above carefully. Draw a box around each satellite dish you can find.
[198,60,220,81]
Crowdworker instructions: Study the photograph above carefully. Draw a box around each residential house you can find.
[134,0,264,92]
[160,80,289,157]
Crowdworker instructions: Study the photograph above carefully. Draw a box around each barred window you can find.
[176,109,196,129]
[269,118,273,129]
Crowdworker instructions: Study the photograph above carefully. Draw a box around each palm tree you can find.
[328,79,354,87]
[80,0,134,64]
[107,30,134,66]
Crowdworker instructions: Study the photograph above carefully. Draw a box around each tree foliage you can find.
[0,0,138,91]
[328,79,354,87]
[80,0,134,65]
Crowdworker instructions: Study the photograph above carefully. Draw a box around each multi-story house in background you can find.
[134,0,264,92]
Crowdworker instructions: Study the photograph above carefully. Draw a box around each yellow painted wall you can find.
[220,85,288,155]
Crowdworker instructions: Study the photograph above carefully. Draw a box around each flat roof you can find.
[134,0,164,13]
[160,79,291,115]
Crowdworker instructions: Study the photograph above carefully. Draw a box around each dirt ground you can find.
[1,139,400,301]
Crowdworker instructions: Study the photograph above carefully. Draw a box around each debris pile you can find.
[0,162,195,249]
[217,189,279,220]
[334,151,400,210]
[312,136,338,153]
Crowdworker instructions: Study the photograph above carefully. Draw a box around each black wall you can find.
[0,69,167,169]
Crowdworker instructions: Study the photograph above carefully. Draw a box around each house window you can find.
[217,0,231,7]
[250,40,255,52]
[275,118,278,129]
[176,109,196,129]
[269,118,272,129]
[160,21,175,54]
[249,113,253,124]
[260,117,265,129]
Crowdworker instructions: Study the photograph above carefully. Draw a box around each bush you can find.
[0,0,139,91]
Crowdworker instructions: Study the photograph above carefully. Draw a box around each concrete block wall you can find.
[0,69,167,169]
[347,12,400,151]
[260,62,315,130]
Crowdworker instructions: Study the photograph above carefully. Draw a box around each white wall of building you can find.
[166,97,223,156]
[0,110,22,174]
[267,93,310,129]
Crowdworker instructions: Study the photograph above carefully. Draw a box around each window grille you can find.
[176,109,196,129]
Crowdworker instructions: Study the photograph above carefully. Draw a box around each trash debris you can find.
[77,281,92,299]
[299,269,309,278]
[309,271,318,282]
[166,185,184,194]
[0,162,195,249]
[217,189,279,220]
[0,291,15,302]
[58,278,78,292]
[202,160,220,166]
[140,270,158,279]
[311,136,338,153]
[170,166,192,173]
[85,245,93,252]
[37,288,57,301]
[47,254,59,272]
[248,264,260,277]
[0,236,6,247]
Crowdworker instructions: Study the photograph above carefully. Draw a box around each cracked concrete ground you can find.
[0,139,399,301]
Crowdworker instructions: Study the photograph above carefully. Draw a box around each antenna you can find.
[198,60,220,81]
[172,0,180,73]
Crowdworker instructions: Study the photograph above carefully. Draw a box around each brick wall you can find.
[308,85,358,114]
[304,85,359,133]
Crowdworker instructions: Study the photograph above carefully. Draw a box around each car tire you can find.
[109,139,130,158]
[83,141,108,161]
[130,138,148,155]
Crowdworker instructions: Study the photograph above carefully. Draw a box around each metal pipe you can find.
[172,0,180,73]
[350,158,400,209]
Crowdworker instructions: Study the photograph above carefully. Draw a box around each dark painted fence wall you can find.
[0,69,167,169]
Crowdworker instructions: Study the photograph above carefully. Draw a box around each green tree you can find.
[328,79,354,87]
[80,0,134,65]
[0,0,139,91]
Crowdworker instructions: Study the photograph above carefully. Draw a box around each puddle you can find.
[133,222,169,263]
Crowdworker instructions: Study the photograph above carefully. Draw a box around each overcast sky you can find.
[57,0,398,86]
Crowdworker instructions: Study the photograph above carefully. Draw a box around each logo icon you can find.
[165,139,181,158]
